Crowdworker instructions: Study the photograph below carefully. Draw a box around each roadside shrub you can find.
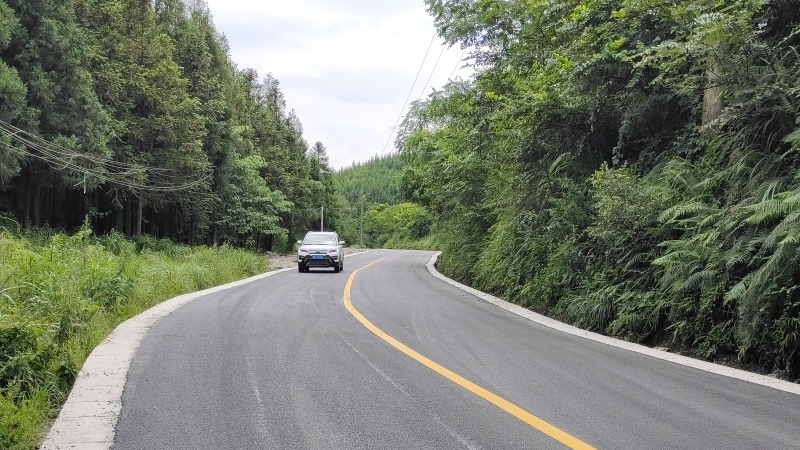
[364,202,430,247]
[0,227,266,448]
[0,388,48,450]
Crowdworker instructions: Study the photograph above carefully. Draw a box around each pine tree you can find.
[3,0,113,227]
[0,0,27,185]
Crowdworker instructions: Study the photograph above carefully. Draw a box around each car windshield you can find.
[303,234,337,245]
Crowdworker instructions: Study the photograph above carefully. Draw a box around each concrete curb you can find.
[425,252,800,396]
[40,267,294,450]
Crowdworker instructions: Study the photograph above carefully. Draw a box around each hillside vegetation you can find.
[335,154,433,247]
[400,0,800,380]
[337,154,405,207]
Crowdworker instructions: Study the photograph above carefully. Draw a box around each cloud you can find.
[285,68,414,104]
[279,86,398,168]
[305,0,418,16]
[205,0,472,169]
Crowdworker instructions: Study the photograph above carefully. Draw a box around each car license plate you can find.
[312,255,324,260]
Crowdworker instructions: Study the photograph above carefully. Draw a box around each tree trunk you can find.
[167,207,173,240]
[189,216,196,246]
[22,171,31,228]
[45,186,54,227]
[702,43,723,137]
[82,190,90,226]
[124,197,132,236]
[91,189,99,230]
[74,189,84,228]
[32,181,42,227]
[135,196,143,237]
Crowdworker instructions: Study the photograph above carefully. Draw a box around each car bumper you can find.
[298,255,339,267]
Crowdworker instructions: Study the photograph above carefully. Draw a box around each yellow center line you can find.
[344,258,595,450]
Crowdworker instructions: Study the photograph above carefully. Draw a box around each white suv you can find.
[297,231,345,273]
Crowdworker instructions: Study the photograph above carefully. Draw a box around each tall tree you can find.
[0,0,344,254]
[2,0,113,227]
[117,0,207,237]
[0,0,27,185]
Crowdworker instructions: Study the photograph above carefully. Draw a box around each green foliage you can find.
[5,0,114,186]
[0,227,266,448]
[0,0,340,252]
[218,153,291,241]
[0,388,47,450]
[336,153,405,206]
[587,165,663,246]
[333,153,412,246]
[0,3,29,184]
[363,202,431,248]
[0,58,24,183]
[405,0,800,379]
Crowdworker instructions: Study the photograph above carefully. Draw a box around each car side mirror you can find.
[339,240,345,245]
[296,240,302,245]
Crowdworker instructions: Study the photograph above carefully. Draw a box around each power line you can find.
[381,32,437,153]
[0,120,211,192]
[449,48,467,80]
[413,44,447,106]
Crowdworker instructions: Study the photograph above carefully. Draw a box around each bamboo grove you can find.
[400,0,800,378]
[0,0,339,250]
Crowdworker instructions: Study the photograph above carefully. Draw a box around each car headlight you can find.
[298,249,308,255]
[328,249,337,254]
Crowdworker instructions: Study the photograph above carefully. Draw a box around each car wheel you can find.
[298,263,304,273]
[333,263,340,273]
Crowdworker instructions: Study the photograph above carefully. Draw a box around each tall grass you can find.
[0,223,266,449]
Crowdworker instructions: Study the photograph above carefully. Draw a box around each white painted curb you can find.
[425,252,800,396]
[40,267,293,450]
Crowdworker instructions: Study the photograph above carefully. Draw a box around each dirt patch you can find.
[266,252,297,270]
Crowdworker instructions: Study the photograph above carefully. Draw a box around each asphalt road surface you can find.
[113,250,800,449]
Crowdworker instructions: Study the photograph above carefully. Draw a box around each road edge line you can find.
[425,252,800,396]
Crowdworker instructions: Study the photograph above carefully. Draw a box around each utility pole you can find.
[359,193,365,247]
[320,205,324,231]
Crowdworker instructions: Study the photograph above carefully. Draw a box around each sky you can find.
[203,0,471,170]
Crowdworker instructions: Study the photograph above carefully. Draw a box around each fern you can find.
[681,269,716,294]
[743,198,781,224]
[658,200,709,223]
[653,250,699,269]
[624,252,651,271]
[762,211,800,250]
[723,231,762,269]
[784,124,800,150]
[696,211,723,230]
[725,274,752,303]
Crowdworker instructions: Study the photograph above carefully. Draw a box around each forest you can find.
[0,0,339,252]
[399,0,800,379]
[334,153,427,247]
